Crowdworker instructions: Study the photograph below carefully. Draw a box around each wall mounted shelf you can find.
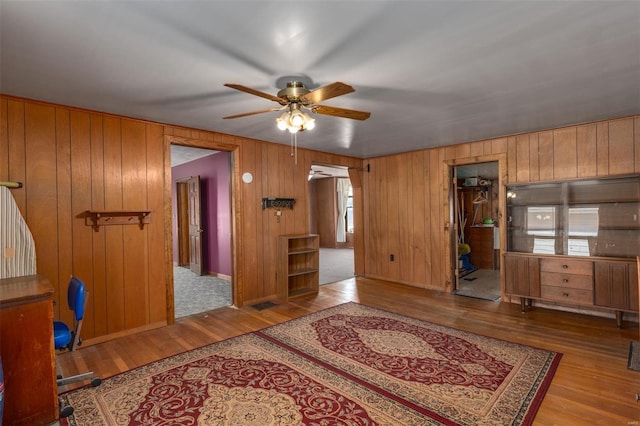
[85,210,151,231]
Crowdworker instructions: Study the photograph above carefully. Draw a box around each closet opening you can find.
[452,161,501,302]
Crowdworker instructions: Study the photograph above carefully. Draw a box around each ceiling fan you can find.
[223,81,371,133]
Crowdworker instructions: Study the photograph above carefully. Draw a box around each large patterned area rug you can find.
[61,302,561,425]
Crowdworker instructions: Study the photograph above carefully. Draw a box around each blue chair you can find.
[54,277,101,417]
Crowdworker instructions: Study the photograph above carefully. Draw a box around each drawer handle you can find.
[563,278,569,283]
[563,292,569,297]
[562,265,569,269]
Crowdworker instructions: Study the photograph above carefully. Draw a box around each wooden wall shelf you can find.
[85,210,151,231]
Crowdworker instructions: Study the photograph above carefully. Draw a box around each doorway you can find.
[308,164,356,284]
[452,161,501,301]
[171,145,233,318]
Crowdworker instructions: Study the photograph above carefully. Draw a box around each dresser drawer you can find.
[540,271,592,290]
[541,285,593,305]
[540,258,593,276]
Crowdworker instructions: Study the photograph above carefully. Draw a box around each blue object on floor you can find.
[460,253,475,271]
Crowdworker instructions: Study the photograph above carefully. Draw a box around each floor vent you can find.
[251,301,277,311]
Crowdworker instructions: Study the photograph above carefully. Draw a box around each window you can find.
[568,207,599,237]
[346,184,354,233]
[567,207,598,256]
[526,206,556,236]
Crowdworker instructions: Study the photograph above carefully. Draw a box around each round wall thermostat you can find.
[242,172,253,183]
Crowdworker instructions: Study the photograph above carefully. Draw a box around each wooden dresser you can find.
[505,253,639,327]
[0,274,58,425]
[540,258,593,306]
[469,226,495,270]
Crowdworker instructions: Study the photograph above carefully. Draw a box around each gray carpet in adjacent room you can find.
[320,248,354,285]
[454,269,501,302]
[173,266,232,318]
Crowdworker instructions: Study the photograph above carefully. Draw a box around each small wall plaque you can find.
[262,198,295,210]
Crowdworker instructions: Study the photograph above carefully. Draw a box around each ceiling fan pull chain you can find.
[290,132,298,164]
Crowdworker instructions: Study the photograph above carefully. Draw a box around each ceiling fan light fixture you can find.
[288,124,300,134]
[290,111,305,127]
[276,112,289,130]
[304,114,315,130]
[275,104,315,133]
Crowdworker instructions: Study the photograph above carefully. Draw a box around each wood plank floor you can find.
[57,277,640,425]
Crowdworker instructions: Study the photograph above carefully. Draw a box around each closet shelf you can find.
[85,210,151,231]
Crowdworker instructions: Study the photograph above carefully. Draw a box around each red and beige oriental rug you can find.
[61,302,561,425]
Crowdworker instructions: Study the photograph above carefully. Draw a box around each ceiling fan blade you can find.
[312,105,371,121]
[224,83,287,105]
[300,82,355,104]
[223,107,281,119]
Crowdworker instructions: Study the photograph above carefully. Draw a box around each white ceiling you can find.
[1,1,638,159]
[171,145,219,167]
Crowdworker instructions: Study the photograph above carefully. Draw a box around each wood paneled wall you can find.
[0,96,362,342]
[362,115,640,292]
[363,149,449,288]
[0,99,166,339]
[2,94,637,342]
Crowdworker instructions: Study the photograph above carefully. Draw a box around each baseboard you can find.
[173,263,232,281]
[81,321,167,347]
[207,271,231,280]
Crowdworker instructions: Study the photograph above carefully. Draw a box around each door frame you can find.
[443,153,507,296]
[165,135,240,324]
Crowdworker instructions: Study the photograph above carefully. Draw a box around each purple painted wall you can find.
[171,152,232,276]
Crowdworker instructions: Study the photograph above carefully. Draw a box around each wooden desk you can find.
[0,274,58,425]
